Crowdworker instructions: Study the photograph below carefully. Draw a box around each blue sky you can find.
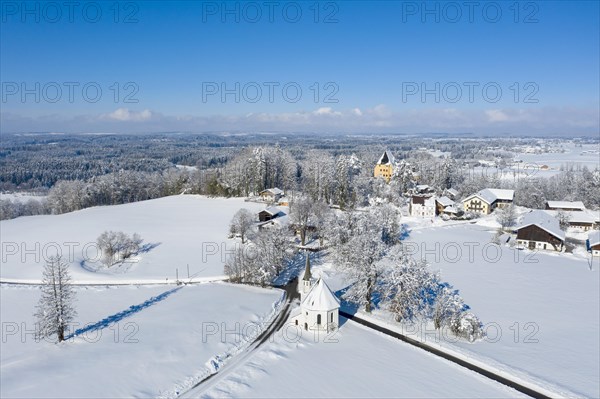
[1,0,599,135]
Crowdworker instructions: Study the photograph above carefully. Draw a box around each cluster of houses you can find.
[376,151,600,255]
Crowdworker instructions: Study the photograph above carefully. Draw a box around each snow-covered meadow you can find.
[195,317,525,398]
[315,218,599,398]
[0,283,284,398]
[0,195,264,283]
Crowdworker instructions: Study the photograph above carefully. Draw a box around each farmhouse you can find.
[259,188,284,202]
[588,231,600,257]
[435,196,455,215]
[291,254,340,333]
[462,188,514,214]
[545,210,599,231]
[258,206,285,222]
[545,201,586,212]
[374,150,395,182]
[410,195,436,217]
[444,188,459,200]
[515,210,565,252]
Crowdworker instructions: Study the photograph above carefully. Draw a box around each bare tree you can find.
[334,212,388,313]
[556,210,571,231]
[229,208,255,243]
[290,196,319,246]
[97,231,144,267]
[496,205,516,230]
[34,255,77,342]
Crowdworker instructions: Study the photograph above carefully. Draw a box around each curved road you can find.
[178,278,298,398]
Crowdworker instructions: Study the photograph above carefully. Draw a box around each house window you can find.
[295,320,298,325]
[304,323,308,330]
[317,314,322,325]
[331,313,334,322]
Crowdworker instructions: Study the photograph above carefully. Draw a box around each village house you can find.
[545,210,600,231]
[435,196,455,216]
[515,210,565,252]
[259,188,284,202]
[258,206,285,222]
[444,188,459,200]
[545,200,586,212]
[461,188,514,215]
[410,195,436,218]
[373,150,395,182]
[291,254,340,333]
[588,231,600,257]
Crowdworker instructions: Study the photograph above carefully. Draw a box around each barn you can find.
[515,210,565,252]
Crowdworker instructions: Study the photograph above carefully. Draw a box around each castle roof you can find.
[377,150,395,165]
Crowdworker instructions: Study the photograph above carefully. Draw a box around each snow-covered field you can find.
[196,316,525,398]
[0,283,283,398]
[512,142,600,178]
[0,195,264,283]
[317,218,600,398]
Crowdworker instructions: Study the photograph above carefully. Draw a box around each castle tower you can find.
[374,150,395,182]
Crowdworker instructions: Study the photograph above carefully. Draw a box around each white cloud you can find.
[313,107,342,116]
[485,109,509,122]
[104,108,153,122]
[2,106,598,136]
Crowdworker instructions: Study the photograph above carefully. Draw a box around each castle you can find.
[374,150,395,182]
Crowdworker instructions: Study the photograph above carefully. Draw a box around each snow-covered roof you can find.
[377,150,395,165]
[301,278,340,311]
[516,210,565,241]
[546,201,586,211]
[260,188,284,195]
[442,206,459,214]
[463,188,514,205]
[545,210,598,224]
[589,231,600,247]
[260,206,284,216]
[445,188,459,197]
[436,196,454,207]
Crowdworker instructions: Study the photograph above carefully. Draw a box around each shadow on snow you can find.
[65,286,182,341]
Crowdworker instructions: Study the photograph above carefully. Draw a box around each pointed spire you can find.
[302,252,312,281]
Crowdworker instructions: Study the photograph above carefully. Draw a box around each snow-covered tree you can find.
[334,212,388,312]
[34,256,77,342]
[556,210,571,231]
[97,231,143,267]
[373,203,403,245]
[224,242,275,286]
[229,208,255,243]
[432,284,466,330]
[383,251,438,322]
[254,227,293,277]
[432,284,484,342]
[496,205,517,230]
[289,196,323,245]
